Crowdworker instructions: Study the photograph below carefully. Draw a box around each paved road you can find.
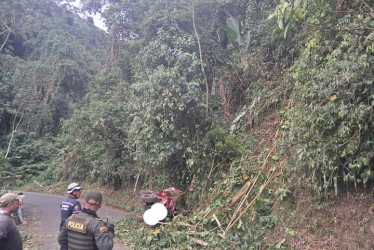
[18,191,129,250]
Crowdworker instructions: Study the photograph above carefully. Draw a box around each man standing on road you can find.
[58,190,114,250]
[60,183,83,250]
[0,193,23,250]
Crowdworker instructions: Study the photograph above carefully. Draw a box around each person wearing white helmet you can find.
[59,182,82,250]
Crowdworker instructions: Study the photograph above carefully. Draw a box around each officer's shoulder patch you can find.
[99,226,107,233]
[74,205,79,210]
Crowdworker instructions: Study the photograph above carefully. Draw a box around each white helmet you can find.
[67,183,82,194]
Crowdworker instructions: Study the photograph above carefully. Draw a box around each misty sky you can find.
[67,0,106,31]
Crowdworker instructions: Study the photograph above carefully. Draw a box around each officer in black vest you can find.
[58,190,115,250]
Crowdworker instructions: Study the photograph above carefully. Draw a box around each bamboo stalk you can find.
[225,128,280,232]
[225,172,277,232]
[228,178,253,207]
[195,208,212,227]
[225,162,282,233]
[157,222,170,225]
[212,213,225,237]
[225,143,277,229]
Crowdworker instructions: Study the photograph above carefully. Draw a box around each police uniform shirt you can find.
[60,195,82,229]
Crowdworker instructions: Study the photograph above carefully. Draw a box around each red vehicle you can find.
[140,187,181,219]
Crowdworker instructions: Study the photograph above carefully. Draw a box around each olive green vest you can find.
[65,214,100,250]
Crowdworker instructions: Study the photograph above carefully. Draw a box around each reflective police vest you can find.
[65,214,100,250]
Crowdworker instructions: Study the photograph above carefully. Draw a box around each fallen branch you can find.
[225,128,281,232]
[227,176,254,208]
[157,222,170,225]
[178,222,196,228]
[361,0,374,18]
[187,231,202,236]
[33,180,43,188]
[0,28,11,52]
[225,162,282,233]
[195,209,212,227]
[225,142,277,230]
[192,238,209,247]
[366,31,374,43]
[212,214,225,237]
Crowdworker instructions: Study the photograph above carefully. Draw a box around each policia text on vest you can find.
[67,220,85,231]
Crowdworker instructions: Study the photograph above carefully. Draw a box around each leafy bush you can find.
[2,132,59,187]
[184,128,243,206]
[0,151,14,188]
[280,1,374,194]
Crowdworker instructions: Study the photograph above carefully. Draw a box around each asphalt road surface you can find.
[17,191,129,250]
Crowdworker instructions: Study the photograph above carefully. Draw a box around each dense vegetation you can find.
[1,0,373,248]
[0,0,106,185]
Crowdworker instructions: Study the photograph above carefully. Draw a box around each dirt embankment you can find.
[267,190,374,249]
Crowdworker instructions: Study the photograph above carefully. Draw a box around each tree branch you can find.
[192,0,209,116]
[361,0,374,15]
[0,28,11,52]
[5,107,23,159]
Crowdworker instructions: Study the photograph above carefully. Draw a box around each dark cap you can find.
[85,191,102,205]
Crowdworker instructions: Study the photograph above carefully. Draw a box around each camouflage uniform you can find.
[58,209,114,250]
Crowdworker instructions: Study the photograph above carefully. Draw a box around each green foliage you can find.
[128,28,205,184]
[60,22,207,189]
[184,128,243,205]
[0,65,13,129]
[0,0,107,138]
[60,76,132,189]
[1,132,59,187]
[280,0,374,194]
[0,151,14,188]
[268,0,307,38]
[0,0,107,186]
[186,128,242,177]
[220,13,251,52]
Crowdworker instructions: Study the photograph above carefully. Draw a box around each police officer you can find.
[58,190,114,250]
[61,183,83,229]
[60,183,83,250]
